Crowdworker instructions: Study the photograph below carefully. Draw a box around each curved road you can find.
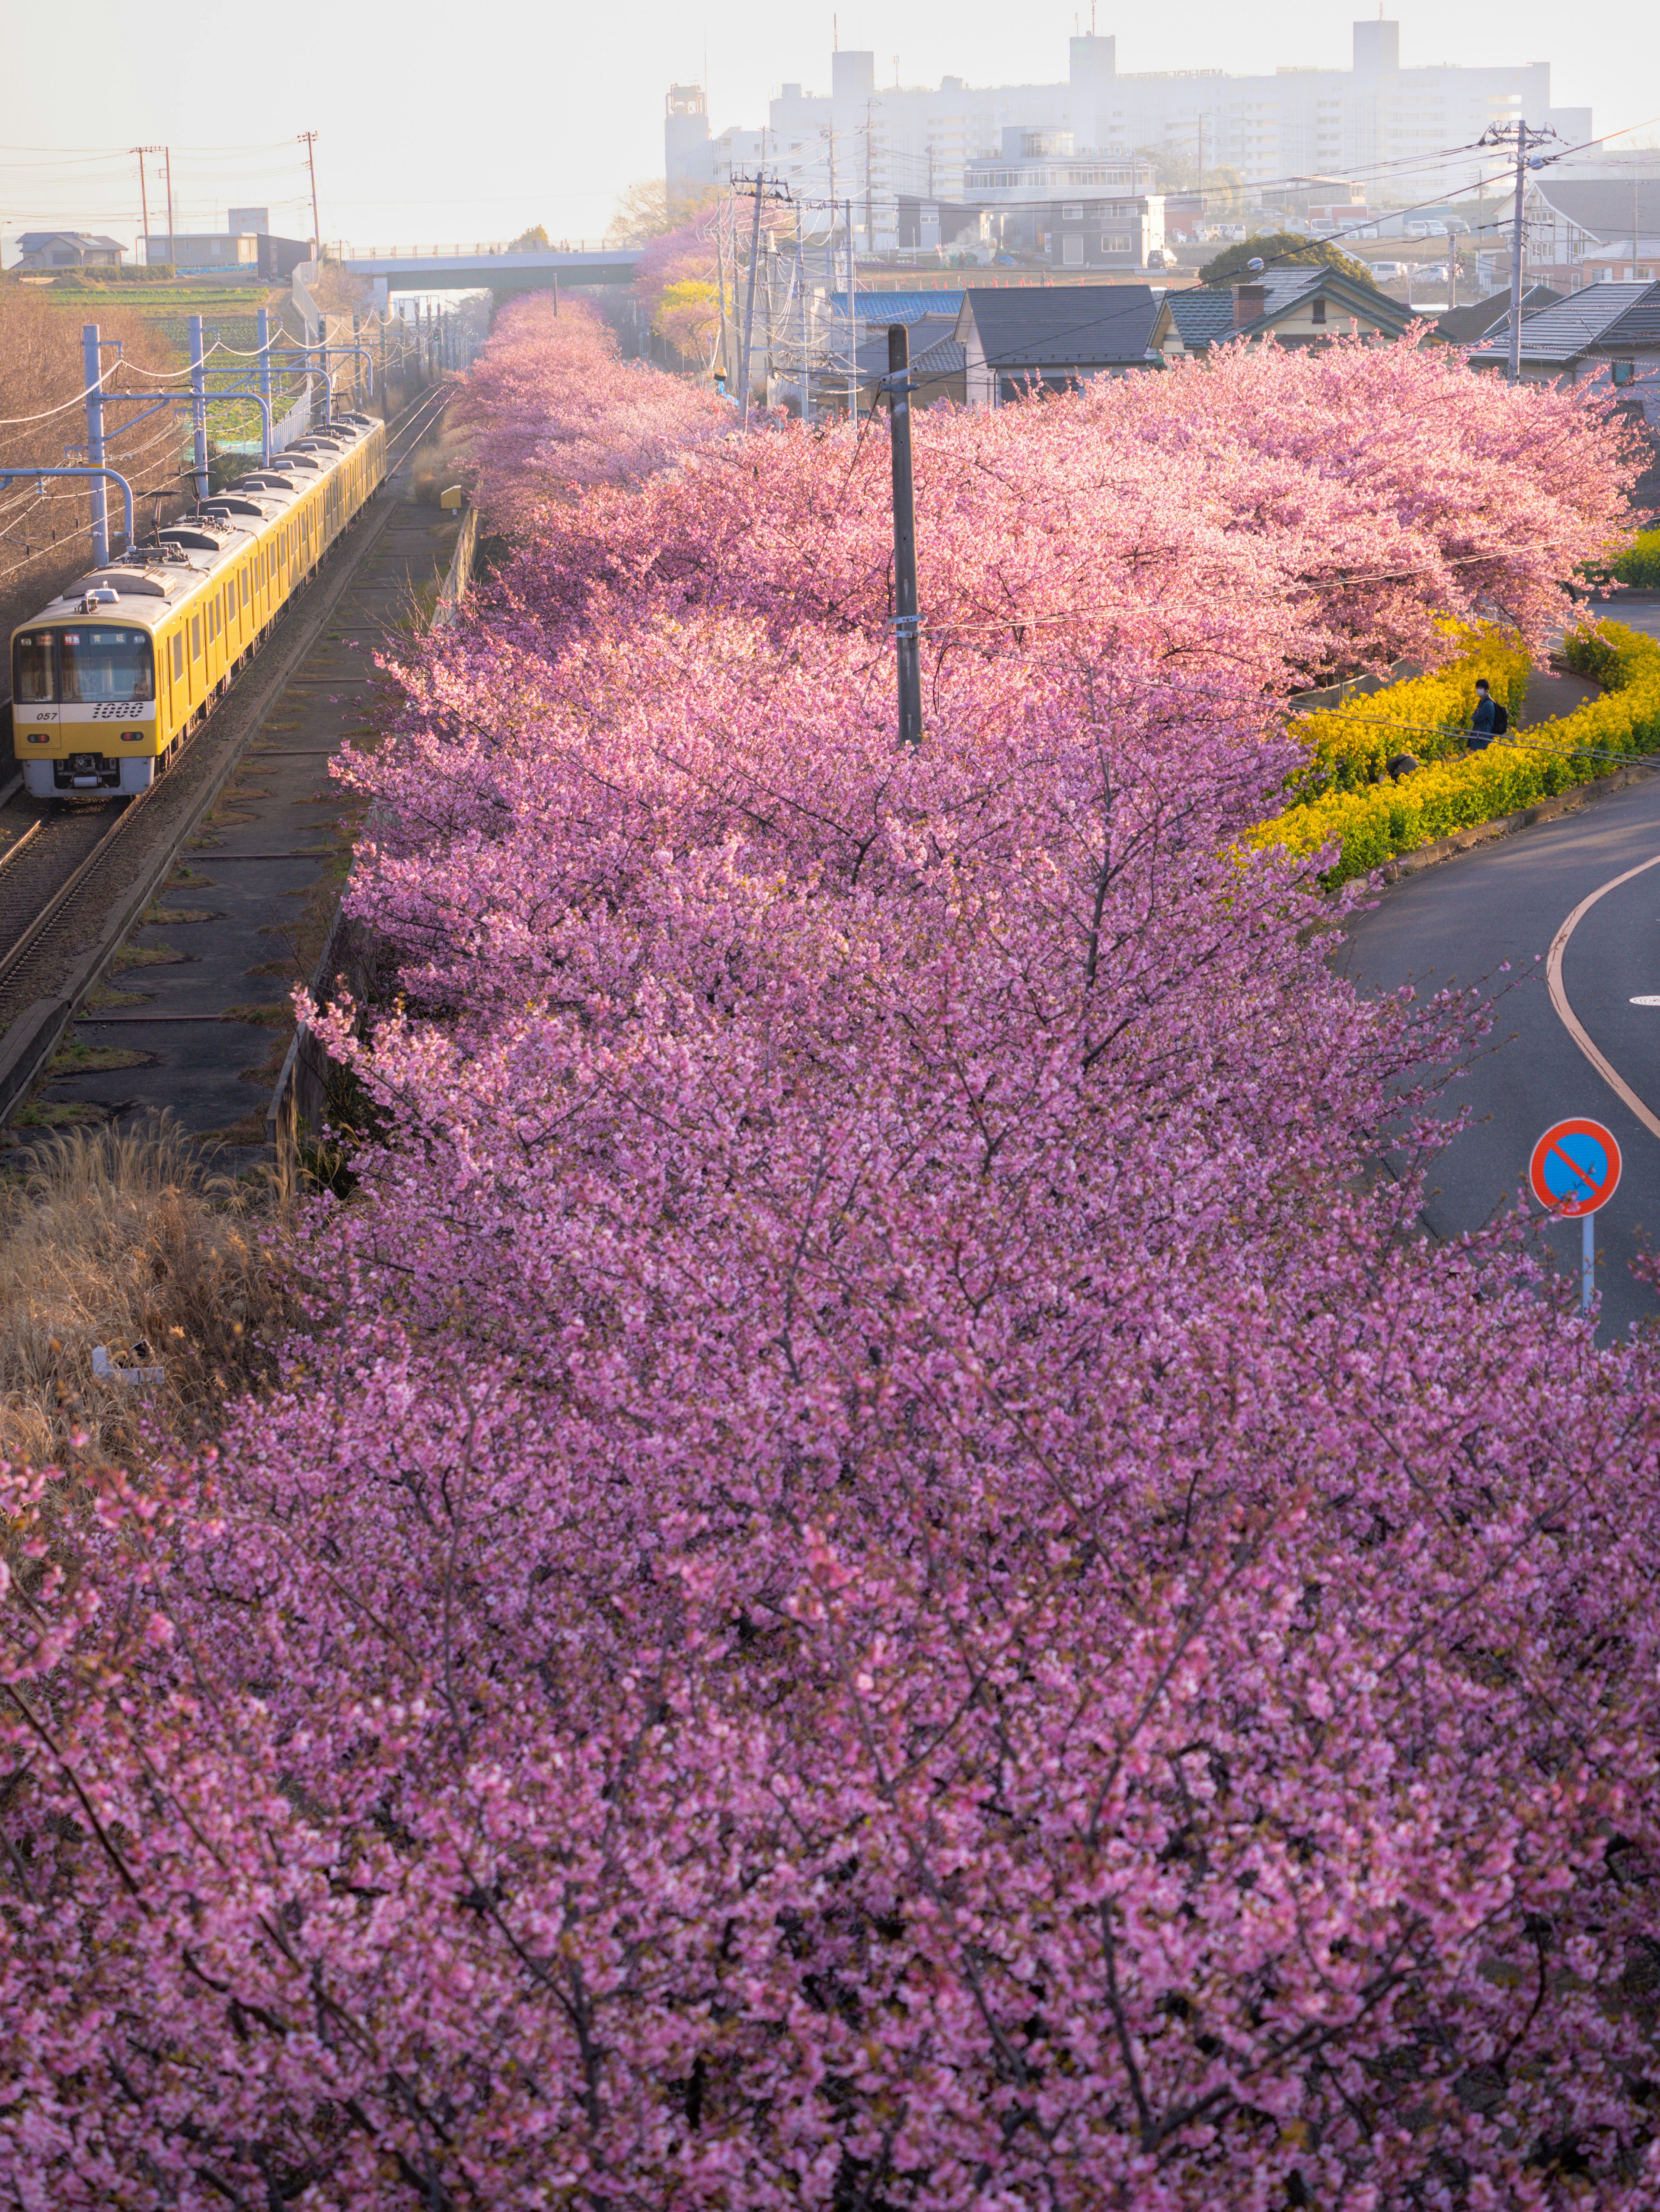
[1334,613,1660,1340]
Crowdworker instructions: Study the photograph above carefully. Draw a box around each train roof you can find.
[13,413,379,637]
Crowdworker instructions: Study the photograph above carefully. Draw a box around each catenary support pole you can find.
[1508,119,1529,386]
[188,313,208,502]
[82,325,109,569]
[887,323,922,749]
[257,307,273,463]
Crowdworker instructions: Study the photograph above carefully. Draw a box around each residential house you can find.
[953,284,1166,408]
[1466,280,1660,382]
[1162,266,1411,356]
[852,315,967,412]
[1524,181,1660,291]
[13,231,124,270]
[1430,285,1561,348]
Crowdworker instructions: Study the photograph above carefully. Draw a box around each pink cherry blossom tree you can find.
[3,313,1656,2212]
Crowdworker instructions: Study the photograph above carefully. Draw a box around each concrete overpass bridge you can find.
[338,243,643,309]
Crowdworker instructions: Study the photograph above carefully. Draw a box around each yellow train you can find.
[9,411,386,798]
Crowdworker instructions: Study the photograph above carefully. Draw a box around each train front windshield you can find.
[14,626,155,703]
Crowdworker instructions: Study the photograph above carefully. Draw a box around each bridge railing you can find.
[332,240,620,263]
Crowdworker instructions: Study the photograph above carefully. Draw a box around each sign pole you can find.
[1529,1117,1621,1326]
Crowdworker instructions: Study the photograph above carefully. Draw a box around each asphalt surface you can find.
[1335,609,1660,1340]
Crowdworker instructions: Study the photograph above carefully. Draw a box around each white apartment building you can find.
[667,22,1590,250]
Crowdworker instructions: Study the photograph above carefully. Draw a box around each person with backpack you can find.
[1469,679,1510,750]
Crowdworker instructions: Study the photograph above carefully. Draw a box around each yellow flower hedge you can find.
[1287,629,1532,802]
[1259,621,1660,885]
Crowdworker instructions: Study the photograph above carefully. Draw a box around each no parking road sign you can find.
[1529,1119,1622,1217]
[1529,1117,1621,1317]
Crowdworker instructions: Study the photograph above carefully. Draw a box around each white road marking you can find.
[1548,852,1660,1141]
[1633,996,1660,1007]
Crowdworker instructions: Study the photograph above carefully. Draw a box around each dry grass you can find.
[0,282,187,654]
[0,1116,290,1471]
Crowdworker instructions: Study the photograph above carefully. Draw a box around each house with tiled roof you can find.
[952,284,1167,409]
[13,231,125,270]
[851,315,966,413]
[1466,279,1660,382]
[1162,267,1413,357]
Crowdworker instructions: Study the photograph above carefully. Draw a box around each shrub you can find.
[1261,619,1660,881]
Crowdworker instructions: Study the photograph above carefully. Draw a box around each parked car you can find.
[1370,260,1406,281]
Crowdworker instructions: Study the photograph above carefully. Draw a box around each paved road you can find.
[1335,631,1660,1340]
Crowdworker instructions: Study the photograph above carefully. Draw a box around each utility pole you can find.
[1446,221,1457,310]
[1507,118,1528,385]
[886,324,922,748]
[163,145,175,269]
[737,166,777,428]
[131,148,156,265]
[846,198,858,421]
[1482,117,1559,385]
[299,131,322,258]
[715,191,729,385]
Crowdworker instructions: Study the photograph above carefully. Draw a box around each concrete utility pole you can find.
[131,148,156,265]
[846,197,858,421]
[737,166,774,428]
[1477,116,1560,384]
[1507,118,1528,385]
[299,131,322,257]
[163,146,175,269]
[886,323,922,748]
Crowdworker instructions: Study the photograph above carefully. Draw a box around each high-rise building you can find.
[667,22,1591,252]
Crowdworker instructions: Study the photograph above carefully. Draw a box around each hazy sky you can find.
[2,0,1653,259]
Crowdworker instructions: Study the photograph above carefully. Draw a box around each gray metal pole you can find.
[887,323,922,748]
[739,174,765,428]
[847,199,858,421]
[82,324,109,568]
[1508,121,1528,386]
[257,305,273,463]
[188,312,209,502]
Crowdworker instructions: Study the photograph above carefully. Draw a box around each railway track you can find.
[0,381,453,1086]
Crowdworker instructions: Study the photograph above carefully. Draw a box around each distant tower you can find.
[1353,17,1400,76]
[1069,32,1117,151]
[666,83,710,209]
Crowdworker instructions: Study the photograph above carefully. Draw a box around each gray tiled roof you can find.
[1468,280,1660,363]
[1165,266,1401,349]
[854,315,964,380]
[954,283,1162,366]
[1433,286,1561,345]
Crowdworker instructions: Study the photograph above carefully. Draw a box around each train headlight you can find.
[120,729,145,743]
[25,732,50,745]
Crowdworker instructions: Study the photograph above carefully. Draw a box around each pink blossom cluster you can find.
[4,326,1660,2210]
[450,295,731,534]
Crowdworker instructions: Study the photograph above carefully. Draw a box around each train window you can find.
[13,629,56,702]
[191,614,201,660]
[241,566,249,607]
[58,626,154,703]
[171,632,184,681]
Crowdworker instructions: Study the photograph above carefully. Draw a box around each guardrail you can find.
[335,240,614,261]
